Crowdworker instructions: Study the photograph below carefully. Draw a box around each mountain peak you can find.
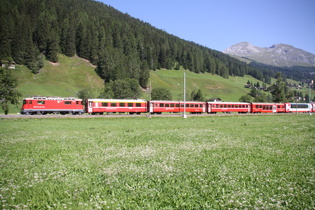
[223,42,261,56]
[223,42,315,67]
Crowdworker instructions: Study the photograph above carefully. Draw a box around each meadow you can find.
[0,115,314,209]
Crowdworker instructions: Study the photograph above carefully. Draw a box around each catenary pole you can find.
[183,72,187,118]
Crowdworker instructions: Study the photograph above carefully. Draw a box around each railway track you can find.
[0,112,311,119]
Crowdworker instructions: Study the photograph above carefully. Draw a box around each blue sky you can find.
[100,0,315,54]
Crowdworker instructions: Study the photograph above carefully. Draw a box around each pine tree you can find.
[271,72,286,102]
[0,12,12,60]
[139,60,150,88]
[60,18,76,57]
[46,30,59,63]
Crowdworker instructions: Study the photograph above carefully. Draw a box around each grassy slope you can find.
[3,55,315,114]
[13,54,104,97]
[6,55,104,113]
[148,69,263,101]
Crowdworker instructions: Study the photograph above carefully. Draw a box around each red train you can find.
[20,97,315,115]
[21,97,84,115]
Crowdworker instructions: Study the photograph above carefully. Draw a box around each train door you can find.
[272,105,277,113]
[285,103,290,113]
[149,101,154,113]
[88,100,93,113]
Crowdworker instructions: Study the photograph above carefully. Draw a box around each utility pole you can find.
[309,80,313,115]
[183,72,187,118]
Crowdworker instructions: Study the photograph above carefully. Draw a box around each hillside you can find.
[3,55,315,114]
[1,0,274,87]
[149,70,259,102]
[223,42,315,67]
[1,55,261,113]
[12,55,260,102]
[12,54,104,97]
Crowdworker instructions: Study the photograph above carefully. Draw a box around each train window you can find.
[102,103,108,107]
[128,103,133,107]
[37,101,45,104]
[195,104,198,107]
[292,104,308,109]
[170,104,175,107]
[224,105,227,108]
[119,103,125,107]
[165,104,169,107]
[200,104,203,108]
[190,104,194,107]
[65,101,71,105]
[160,103,164,107]
[216,105,219,108]
[260,105,263,108]
[228,105,230,108]
[180,104,184,107]
[186,104,189,107]
[136,103,141,107]
[111,103,116,107]
[176,104,180,107]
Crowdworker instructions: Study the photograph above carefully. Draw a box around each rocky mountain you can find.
[223,42,315,67]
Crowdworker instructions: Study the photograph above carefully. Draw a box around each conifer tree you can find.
[271,72,286,102]
[0,13,12,60]
[139,60,150,88]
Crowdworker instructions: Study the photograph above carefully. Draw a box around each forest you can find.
[0,0,312,91]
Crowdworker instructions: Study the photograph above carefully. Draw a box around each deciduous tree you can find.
[151,87,172,100]
[0,67,21,114]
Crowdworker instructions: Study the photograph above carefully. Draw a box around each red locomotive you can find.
[21,97,84,115]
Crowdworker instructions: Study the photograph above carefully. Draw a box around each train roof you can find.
[149,100,205,103]
[23,97,81,100]
[250,102,284,105]
[207,101,250,104]
[87,99,147,102]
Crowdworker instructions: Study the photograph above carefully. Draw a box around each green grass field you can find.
[1,115,314,209]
